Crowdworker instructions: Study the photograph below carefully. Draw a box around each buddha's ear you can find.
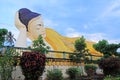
[15,11,27,30]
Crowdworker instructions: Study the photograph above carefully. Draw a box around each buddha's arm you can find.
[15,27,27,48]
[14,11,27,48]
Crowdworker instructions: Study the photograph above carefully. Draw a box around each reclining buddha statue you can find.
[15,8,101,57]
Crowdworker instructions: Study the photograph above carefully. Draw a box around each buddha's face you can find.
[28,16,46,40]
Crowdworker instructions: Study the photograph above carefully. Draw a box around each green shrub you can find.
[0,47,18,80]
[46,69,63,80]
[104,75,120,80]
[84,64,97,71]
[66,67,81,79]
[84,64,97,76]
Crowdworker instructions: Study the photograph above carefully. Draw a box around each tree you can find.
[94,40,120,77]
[74,36,86,52]
[69,36,89,63]
[31,35,50,53]
[0,28,8,46]
[93,39,120,57]
[93,40,108,54]
[4,31,16,46]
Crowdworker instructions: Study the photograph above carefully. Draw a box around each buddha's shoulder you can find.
[45,28,61,36]
[45,28,78,40]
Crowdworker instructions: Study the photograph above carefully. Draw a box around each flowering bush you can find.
[20,51,46,80]
[98,57,120,76]
[20,35,48,80]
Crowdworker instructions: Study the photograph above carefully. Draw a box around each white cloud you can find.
[65,27,107,42]
[108,39,120,44]
[66,32,81,38]
[85,33,107,42]
[65,28,120,43]
[66,27,76,32]
[65,27,82,37]
[44,19,58,28]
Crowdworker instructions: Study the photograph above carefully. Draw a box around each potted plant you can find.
[20,35,50,80]
[84,64,97,77]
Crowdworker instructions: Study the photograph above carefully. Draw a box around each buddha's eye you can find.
[38,24,42,26]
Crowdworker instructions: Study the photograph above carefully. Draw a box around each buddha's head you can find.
[15,8,46,40]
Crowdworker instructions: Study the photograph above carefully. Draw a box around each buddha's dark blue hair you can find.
[18,8,40,31]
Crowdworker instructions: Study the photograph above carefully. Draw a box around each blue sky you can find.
[0,0,120,43]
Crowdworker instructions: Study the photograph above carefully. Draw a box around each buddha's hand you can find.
[15,11,27,31]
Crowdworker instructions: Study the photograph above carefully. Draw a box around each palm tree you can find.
[0,28,8,46]
[5,31,16,46]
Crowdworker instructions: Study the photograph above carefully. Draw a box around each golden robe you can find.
[45,28,102,58]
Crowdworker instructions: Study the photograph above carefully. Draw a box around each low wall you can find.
[12,65,86,80]
[11,65,103,80]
